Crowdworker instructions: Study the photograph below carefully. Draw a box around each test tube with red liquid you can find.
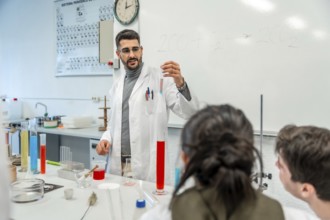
[153,73,167,195]
[39,133,46,174]
[154,140,167,195]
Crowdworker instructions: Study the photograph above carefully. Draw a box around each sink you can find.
[35,116,63,128]
[43,120,58,128]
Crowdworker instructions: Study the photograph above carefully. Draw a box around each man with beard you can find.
[96,29,199,182]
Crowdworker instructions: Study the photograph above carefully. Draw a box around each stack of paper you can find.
[61,116,94,128]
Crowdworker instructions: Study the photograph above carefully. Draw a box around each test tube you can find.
[39,133,46,174]
[156,140,165,191]
[153,140,167,195]
[19,121,29,172]
[29,119,38,174]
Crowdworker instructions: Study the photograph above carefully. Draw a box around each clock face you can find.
[114,0,139,25]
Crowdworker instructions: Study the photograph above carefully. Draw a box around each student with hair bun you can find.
[141,104,318,220]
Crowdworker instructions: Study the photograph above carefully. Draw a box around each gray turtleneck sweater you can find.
[121,63,144,161]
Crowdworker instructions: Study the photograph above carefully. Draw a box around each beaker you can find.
[91,160,106,180]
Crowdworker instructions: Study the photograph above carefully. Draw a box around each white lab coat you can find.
[101,64,199,183]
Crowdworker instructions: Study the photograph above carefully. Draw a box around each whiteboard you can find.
[139,0,330,132]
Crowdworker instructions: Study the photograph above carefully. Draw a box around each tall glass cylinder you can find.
[39,133,46,174]
[29,119,38,174]
[153,76,168,195]
[156,140,165,193]
[20,121,29,172]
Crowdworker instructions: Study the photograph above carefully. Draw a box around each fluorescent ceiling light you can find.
[286,16,306,30]
[312,30,327,40]
[241,0,275,12]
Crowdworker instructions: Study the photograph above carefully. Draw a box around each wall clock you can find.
[114,0,139,25]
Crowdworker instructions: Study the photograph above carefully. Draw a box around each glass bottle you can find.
[132,199,147,220]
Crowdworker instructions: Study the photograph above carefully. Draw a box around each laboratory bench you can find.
[36,126,105,169]
[36,126,104,139]
[11,164,173,220]
[5,125,105,170]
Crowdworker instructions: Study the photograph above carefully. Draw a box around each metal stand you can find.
[98,96,110,131]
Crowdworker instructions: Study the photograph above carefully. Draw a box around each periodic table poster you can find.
[55,0,114,76]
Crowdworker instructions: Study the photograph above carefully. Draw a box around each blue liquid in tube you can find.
[30,135,38,173]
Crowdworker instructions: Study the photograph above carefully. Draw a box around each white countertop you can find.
[11,165,173,220]
[37,126,105,139]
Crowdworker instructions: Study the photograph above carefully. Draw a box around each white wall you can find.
[139,0,330,131]
[0,0,112,121]
[0,0,316,217]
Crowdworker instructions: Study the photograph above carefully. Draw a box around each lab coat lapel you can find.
[110,71,125,173]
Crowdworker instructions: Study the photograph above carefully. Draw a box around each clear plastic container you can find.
[11,179,45,203]
[60,161,84,171]
[74,171,93,188]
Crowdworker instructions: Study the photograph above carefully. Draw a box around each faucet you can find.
[35,102,48,117]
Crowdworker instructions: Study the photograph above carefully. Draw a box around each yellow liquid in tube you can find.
[20,130,29,171]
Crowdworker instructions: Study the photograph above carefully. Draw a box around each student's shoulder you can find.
[257,192,283,209]
[283,206,320,220]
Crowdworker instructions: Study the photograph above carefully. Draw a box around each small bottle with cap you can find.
[132,199,147,220]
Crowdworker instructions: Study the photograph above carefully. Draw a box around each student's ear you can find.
[300,183,316,199]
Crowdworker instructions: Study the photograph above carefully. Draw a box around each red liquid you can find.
[40,145,46,174]
[156,141,165,191]
[93,169,105,180]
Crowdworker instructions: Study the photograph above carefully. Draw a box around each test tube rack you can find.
[58,146,84,180]
[98,96,110,131]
